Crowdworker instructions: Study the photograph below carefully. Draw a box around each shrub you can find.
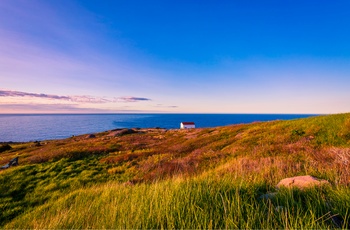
[0,144,12,153]
[292,129,306,137]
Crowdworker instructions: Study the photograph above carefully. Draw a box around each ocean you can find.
[0,114,316,142]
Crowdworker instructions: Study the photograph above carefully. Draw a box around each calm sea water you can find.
[0,114,316,142]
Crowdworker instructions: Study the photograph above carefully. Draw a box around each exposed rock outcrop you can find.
[86,134,96,139]
[276,175,330,189]
[1,157,18,170]
[108,129,137,137]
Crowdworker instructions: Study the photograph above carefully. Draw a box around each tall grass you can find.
[4,175,348,229]
[0,156,129,225]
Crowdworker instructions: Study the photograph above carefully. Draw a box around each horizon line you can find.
[0,112,324,115]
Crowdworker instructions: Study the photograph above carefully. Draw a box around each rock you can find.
[259,192,277,200]
[1,157,18,170]
[330,214,350,229]
[276,175,330,189]
[108,129,137,137]
[30,141,41,147]
[275,206,285,212]
[123,181,134,186]
[86,134,96,139]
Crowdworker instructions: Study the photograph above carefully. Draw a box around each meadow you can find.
[0,113,349,228]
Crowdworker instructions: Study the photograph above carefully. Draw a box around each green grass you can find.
[0,113,350,228]
[4,176,349,229]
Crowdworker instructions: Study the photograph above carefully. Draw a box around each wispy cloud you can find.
[0,103,165,114]
[0,90,70,100]
[117,96,151,102]
[0,103,142,113]
[0,90,151,104]
[155,104,178,108]
[0,90,181,113]
[0,103,103,112]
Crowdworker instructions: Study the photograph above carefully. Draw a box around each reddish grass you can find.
[2,114,350,185]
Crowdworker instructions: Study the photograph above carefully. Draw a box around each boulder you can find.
[86,134,96,139]
[1,157,18,170]
[276,175,330,189]
[108,129,137,137]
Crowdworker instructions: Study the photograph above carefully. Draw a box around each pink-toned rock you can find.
[276,175,330,189]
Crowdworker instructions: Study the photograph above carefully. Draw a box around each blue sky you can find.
[0,0,349,113]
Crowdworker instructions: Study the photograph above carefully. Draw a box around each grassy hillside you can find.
[0,113,349,228]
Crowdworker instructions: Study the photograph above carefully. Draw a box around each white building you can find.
[180,122,195,129]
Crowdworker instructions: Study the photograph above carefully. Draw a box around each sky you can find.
[0,0,350,114]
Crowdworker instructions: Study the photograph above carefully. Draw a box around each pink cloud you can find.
[0,90,151,104]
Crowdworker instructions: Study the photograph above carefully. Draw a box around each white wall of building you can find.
[180,123,195,129]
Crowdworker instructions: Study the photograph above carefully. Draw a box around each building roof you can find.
[181,122,195,125]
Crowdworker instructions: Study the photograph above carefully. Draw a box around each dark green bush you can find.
[292,129,305,136]
[0,144,12,153]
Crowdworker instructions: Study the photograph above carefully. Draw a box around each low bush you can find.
[0,144,12,153]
